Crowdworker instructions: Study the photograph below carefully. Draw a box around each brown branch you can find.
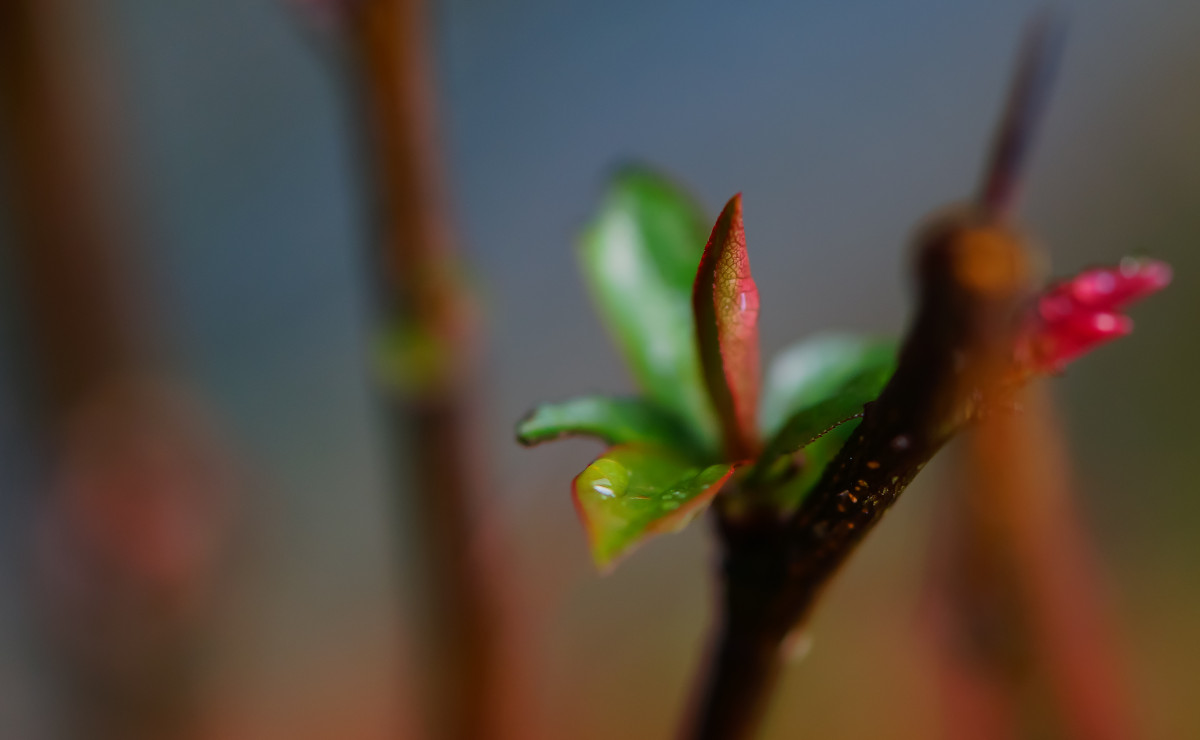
[0,0,153,414]
[338,2,512,738]
[682,18,1069,737]
[1,4,234,740]
[683,209,1036,740]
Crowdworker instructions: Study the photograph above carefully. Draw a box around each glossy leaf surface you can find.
[579,168,717,448]
[760,333,897,437]
[693,195,761,460]
[573,444,733,570]
[516,396,698,455]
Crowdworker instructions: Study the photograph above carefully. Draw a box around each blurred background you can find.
[1,0,1197,738]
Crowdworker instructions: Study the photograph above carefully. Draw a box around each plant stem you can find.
[340,2,508,738]
[0,5,232,740]
[685,18,1067,734]
[0,0,151,414]
[684,211,1034,740]
[682,510,790,740]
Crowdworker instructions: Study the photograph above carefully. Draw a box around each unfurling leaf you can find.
[760,333,896,437]
[693,194,761,461]
[573,444,734,570]
[755,361,894,473]
[752,333,896,508]
[517,396,699,455]
[579,168,718,449]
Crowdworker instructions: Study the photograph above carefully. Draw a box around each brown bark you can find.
[0,0,152,414]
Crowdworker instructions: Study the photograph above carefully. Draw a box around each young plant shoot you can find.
[516,16,1170,740]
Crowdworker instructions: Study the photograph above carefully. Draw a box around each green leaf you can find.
[693,194,762,461]
[755,362,893,471]
[752,334,897,510]
[579,168,718,450]
[516,396,699,454]
[771,419,861,512]
[760,333,897,437]
[573,444,734,570]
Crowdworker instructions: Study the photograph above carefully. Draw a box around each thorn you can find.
[978,8,1069,219]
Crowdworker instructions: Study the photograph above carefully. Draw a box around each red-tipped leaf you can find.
[693,194,761,460]
[572,445,735,571]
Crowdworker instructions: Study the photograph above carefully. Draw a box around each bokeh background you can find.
[1,0,1198,738]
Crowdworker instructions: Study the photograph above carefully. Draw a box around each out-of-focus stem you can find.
[1,5,233,740]
[340,2,508,738]
[0,0,151,414]
[923,384,1136,740]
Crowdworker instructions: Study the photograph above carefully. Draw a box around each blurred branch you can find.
[0,4,233,740]
[337,1,513,738]
[922,384,1136,740]
[0,0,153,414]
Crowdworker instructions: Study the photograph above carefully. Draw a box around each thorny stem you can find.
[684,210,1035,740]
[340,1,509,738]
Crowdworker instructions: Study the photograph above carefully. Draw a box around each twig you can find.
[0,4,231,740]
[684,208,1035,740]
[0,0,151,414]
[682,18,1067,738]
[338,1,510,738]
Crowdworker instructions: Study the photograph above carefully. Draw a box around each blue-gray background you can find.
[2,1,1198,738]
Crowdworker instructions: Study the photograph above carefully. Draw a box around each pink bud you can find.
[1017,257,1170,375]
[1042,258,1172,312]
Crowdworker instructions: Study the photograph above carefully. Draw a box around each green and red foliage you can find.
[517,167,1169,573]
[516,16,1171,740]
[516,170,902,568]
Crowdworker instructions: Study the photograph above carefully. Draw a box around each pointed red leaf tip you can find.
[1017,257,1172,374]
[693,194,761,460]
